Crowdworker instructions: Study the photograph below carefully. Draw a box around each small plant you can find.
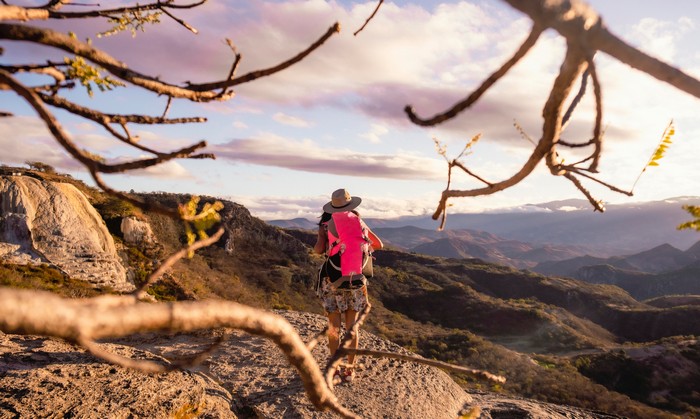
[678,205,700,231]
[171,400,205,419]
[178,196,224,257]
[63,39,125,97]
[98,10,163,38]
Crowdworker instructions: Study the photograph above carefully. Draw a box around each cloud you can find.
[628,17,694,61]
[360,123,389,144]
[273,112,311,127]
[211,134,444,180]
[131,160,193,180]
[0,116,82,170]
[12,2,615,148]
[228,192,440,221]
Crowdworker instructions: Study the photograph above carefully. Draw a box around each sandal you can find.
[342,366,355,383]
[332,369,343,385]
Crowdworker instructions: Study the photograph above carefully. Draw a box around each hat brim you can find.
[323,196,362,214]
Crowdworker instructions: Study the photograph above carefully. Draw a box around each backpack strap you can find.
[326,218,341,254]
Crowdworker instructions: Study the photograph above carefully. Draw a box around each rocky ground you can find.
[1,310,624,418]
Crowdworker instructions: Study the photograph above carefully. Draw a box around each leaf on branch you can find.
[64,56,125,97]
[456,133,481,160]
[630,119,675,192]
[179,196,224,257]
[646,120,675,168]
[513,120,536,145]
[433,137,448,161]
[434,134,481,163]
[678,205,700,231]
[98,10,163,38]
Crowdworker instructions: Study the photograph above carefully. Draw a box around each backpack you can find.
[316,211,373,293]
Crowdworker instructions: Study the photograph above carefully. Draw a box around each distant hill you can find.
[377,198,700,254]
[374,226,588,269]
[533,241,700,299]
[267,217,318,230]
[270,197,700,256]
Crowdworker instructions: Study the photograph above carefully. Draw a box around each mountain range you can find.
[269,197,700,256]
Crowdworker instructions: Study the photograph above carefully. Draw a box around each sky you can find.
[2,0,700,221]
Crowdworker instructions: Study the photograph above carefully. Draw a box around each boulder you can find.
[0,176,131,291]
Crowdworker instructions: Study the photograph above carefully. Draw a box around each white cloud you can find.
[360,123,389,143]
[0,116,82,170]
[229,192,440,221]
[628,17,694,61]
[273,112,311,127]
[211,133,444,180]
[131,160,193,180]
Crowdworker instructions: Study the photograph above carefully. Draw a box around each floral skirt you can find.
[319,278,368,314]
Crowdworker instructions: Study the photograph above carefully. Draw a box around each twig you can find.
[353,0,383,36]
[585,56,603,172]
[405,24,543,126]
[133,227,225,300]
[170,331,230,369]
[346,349,506,383]
[158,3,198,34]
[563,172,605,211]
[306,325,329,352]
[561,68,589,130]
[161,96,172,119]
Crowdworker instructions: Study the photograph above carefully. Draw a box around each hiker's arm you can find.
[313,225,327,254]
[367,229,383,251]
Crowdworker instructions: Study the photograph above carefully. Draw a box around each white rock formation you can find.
[0,176,132,291]
[121,215,157,248]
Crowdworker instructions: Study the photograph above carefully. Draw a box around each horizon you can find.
[257,194,700,222]
[2,1,700,220]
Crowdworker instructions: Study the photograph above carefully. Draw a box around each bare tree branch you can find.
[561,68,589,129]
[431,41,588,225]
[2,1,207,21]
[0,5,49,20]
[414,0,700,222]
[354,0,383,36]
[0,22,340,102]
[348,348,506,384]
[37,92,206,153]
[190,22,341,92]
[584,57,603,172]
[405,24,543,126]
[0,288,353,416]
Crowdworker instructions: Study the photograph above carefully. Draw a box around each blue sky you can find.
[2,1,700,220]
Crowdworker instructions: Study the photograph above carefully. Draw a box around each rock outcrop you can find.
[0,175,131,291]
[0,310,618,418]
[0,334,234,418]
[121,215,157,248]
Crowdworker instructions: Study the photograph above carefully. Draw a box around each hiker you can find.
[314,188,383,383]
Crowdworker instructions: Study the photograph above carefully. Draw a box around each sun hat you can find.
[323,188,362,213]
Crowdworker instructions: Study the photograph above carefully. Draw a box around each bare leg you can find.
[327,311,342,357]
[344,309,359,366]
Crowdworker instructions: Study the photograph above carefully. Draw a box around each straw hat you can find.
[323,188,362,213]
